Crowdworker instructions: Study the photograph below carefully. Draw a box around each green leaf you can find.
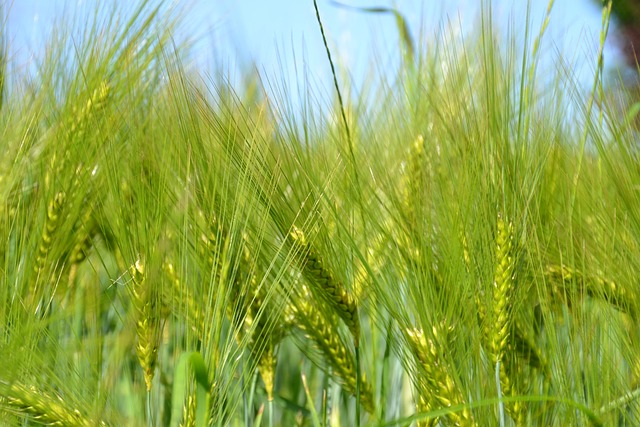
[170,351,211,427]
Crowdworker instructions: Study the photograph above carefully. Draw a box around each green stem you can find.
[355,345,361,427]
[269,398,274,427]
[146,391,153,427]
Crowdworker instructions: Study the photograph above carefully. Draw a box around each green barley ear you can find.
[179,393,197,427]
[66,80,111,142]
[131,257,161,391]
[289,286,374,413]
[34,192,66,274]
[511,317,551,378]
[163,260,204,337]
[406,325,474,427]
[243,234,289,403]
[67,207,97,286]
[485,214,526,424]
[404,134,427,229]
[489,215,514,364]
[245,286,283,402]
[545,264,635,316]
[288,225,360,344]
[0,381,105,427]
[352,230,387,302]
[44,80,111,193]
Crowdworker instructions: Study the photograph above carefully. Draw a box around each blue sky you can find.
[4,1,626,100]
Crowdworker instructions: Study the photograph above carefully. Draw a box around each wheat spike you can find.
[288,226,360,344]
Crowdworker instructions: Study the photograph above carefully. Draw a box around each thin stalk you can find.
[355,345,361,427]
[311,0,354,161]
[311,0,368,240]
[379,318,394,422]
[146,391,153,427]
[322,367,331,426]
[268,398,274,427]
[242,358,249,427]
[302,372,322,427]
[248,369,259,427]
[496,360,505,427]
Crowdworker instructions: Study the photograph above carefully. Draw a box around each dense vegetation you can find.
[1,1,639,426]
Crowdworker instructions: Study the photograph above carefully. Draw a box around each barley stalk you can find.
[44,81,111,194]
[352,232,386,302]
[288,226,360,344]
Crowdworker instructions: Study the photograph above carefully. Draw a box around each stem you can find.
[496,360,505,427]
[379,318,394,422]
[311,0,368,241]
[355,345,361,427]
[146,391,153,427]
[322,367,331,426]
[269,398,274,427]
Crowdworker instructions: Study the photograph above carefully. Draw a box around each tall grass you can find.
[1,0,639,425]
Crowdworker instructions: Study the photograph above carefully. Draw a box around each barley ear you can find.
[131,258,161,391]
[489,215,514,363]
[163,260,204,337]
[545,264,635,316]
[0,381,105,427]
[35,191,66,277]
[406,325,474,426]
[246,287,282,402]
[289,287,374,413]
[487,215,526,423]
[404,134,426,228]
[179,393,196,427]
[288,226,360,344]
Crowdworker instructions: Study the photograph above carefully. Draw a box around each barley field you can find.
[1,1,639,426]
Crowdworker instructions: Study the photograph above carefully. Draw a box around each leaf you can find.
[170,351,211,427]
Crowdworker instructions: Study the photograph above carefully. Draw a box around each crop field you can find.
[1,1,639,426]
